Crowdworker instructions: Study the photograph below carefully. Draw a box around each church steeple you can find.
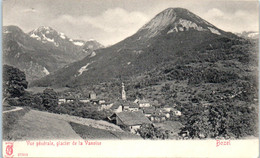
[122,82,126,100]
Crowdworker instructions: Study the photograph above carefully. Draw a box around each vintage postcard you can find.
[2,0,259,157]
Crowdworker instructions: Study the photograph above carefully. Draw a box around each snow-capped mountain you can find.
[32,8,242,87]
[29,26,68,46]
[29,26,104,55]
[3,25,58,81]
[3,25,104,82]
[28,26,85,51]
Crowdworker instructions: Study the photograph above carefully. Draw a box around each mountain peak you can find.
[31,26,59,36]
[138,8,177,34]
[138,7,221,38]
[152,7,193,22]
[35,26,55,32]
[161,7,188,14]
[28,26,69,45]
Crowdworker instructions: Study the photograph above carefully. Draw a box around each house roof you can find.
[65,97,76,100]
[153,121,184,132]
[143,107,155,114]
[116,111,151,126]
[151,114,166,117]
[161,109,170,113]
[80,98,89,100]
[151,109,165,117]
[110,103,121,110]
[129,102,139,108]
[138,100,150,104]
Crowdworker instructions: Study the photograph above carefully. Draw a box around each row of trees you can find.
[11,89,111,120]
[178,103,258,139]
[3,65,110,120]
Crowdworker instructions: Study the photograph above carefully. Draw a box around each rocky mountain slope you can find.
[3,26,103,82]
[32,8,241,87]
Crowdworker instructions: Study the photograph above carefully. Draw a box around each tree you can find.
[179,103,258,139]
[3,65,28,98]
[31,94,44,110]
[41,88,58,110]
[138,123,156,139]
[137,124,169,139]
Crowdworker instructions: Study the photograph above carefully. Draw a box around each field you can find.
[3,108,141,140]
[3,107,30,140]
[5,109,82,140]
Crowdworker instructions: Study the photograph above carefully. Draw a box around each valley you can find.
[3,7,258,140]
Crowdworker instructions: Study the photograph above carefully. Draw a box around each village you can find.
[58,83,182,135]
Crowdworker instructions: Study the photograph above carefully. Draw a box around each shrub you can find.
[41,88,58,110]
[6,98,20,106]
[137,123,169,139]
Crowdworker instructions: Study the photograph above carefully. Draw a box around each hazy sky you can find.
[3,0,259,46]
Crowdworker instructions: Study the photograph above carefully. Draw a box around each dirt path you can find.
[7,110,82,140]
[3,107,23,114]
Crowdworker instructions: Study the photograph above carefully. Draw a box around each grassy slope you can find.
[4,108,138,140]
[3,107,30,140]
[4,109,82,140]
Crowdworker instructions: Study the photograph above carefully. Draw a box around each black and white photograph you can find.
[2,0,259,157]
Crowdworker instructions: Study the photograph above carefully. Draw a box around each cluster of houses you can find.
[105,83,181,134]
[105,99,181,123]
[58,83,182,134]
[58,92,105,105]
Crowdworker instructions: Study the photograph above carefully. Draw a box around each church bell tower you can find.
[122,82,126,100]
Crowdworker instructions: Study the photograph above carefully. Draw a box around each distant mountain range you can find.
[32,8,243,87]
[235,31,259,39]
[3,25,103,81]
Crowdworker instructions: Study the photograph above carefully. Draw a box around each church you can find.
[110,83,139,113]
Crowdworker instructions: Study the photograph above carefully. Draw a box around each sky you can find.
[3,0,259,46]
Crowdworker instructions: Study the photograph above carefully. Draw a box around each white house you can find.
[79,98,90,103]
[174,110,182,116]
[163,105,173,112]
[134,99,151,108]
[58,98,66,105]
[58,97,76,104]
[99,103,113,111]
[110,103,123,113]
[99,100,106,104]
[128,103,139,112]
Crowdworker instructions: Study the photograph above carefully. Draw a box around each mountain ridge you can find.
[3,25,104,82]
[31,8,242,87]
